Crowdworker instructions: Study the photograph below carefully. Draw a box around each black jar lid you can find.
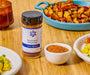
[22,11,43,25]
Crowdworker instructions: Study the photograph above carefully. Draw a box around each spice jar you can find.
[22,11,43,58]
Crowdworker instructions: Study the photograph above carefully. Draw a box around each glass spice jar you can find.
[22,11,43,58]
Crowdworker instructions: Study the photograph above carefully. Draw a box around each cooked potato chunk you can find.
[84,10,90,16]
[68,10,72,14]
[78,14,81,18]
[64,11,70,18]
[72,14,78,18]
[73,11,78,14]
[66,16,73,22]
[53,13,59,18]
[73,18,78,23]
[44,9,48,15]
[56,2,61,9]
[53,5,58,12]
[48,9,53,15]
[44,1,90,23]
[58,11,63,18]
[81,18,88,23]
[81,14,88,18]
[78,8,84,14]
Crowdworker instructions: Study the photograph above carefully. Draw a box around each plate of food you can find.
[73,34,90,64]
[35,0,90,30]
[0,46,22,75]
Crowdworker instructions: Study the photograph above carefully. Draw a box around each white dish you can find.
[44,43,72,64]
[0,46,22,75]
[73,34,90,64]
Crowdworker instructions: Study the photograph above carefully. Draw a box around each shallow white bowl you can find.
[0,46,22,75]
[73,34,90,64]
[44,43,72,64]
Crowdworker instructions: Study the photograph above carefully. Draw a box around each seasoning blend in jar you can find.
[22,11,43,58]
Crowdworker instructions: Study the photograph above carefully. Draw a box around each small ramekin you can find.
[44,43,72,64]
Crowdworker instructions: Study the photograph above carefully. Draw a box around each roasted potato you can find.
[66,16,73,23]
[48,9,53,15]
[84,10,90,16]
[72,14,78,18]
[44,9,48,15]
[64,11,70,18]
[58,11,63,18]
[78,7,84,14]
[44,1,90,23]
[73,18,78,23]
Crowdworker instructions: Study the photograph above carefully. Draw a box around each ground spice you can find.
[22,24,42,58]
[22,11,43,58]
[47,45,69,53]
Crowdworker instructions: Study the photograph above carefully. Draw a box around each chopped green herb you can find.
[0,59,4,64]
[87,54,90,57]
[2,54,6,57]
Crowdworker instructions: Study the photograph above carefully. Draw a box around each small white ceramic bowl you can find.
[44,43,72,64]
[73,34,90,64]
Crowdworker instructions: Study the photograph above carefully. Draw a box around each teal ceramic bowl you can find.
[35,1,90,30]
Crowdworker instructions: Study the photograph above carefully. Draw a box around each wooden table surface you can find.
[0,0,90,75]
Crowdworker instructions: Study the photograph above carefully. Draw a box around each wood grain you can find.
[0,0,90,75]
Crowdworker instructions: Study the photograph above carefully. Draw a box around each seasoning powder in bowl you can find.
[47,45,69,53]
[44,43,72,64]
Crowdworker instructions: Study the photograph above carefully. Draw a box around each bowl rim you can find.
[0,46,22,75]
[73,34,90,61]
[44,43,72,55]
[42,1,90,25]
